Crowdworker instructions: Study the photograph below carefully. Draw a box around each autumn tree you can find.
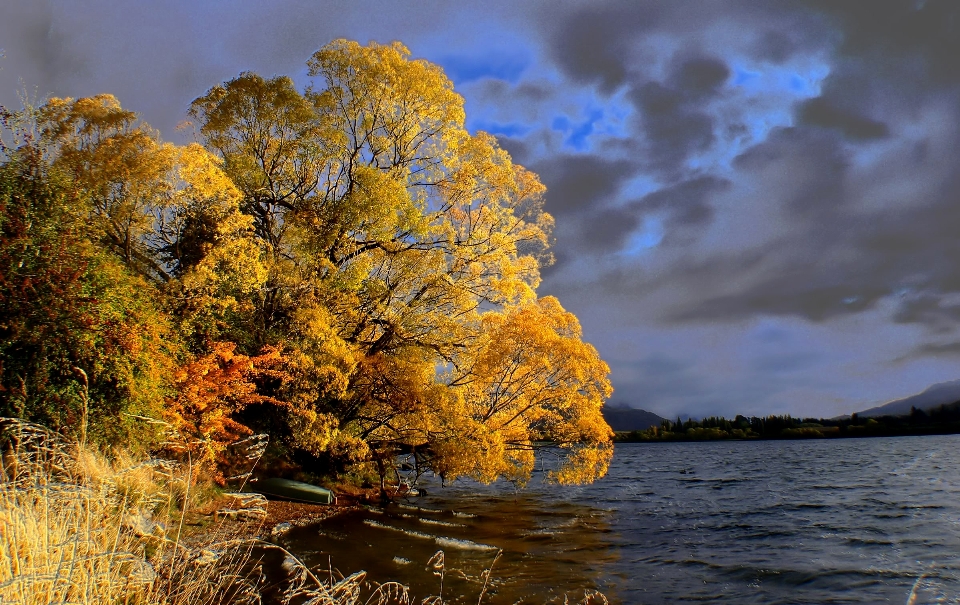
[36,95,177,281]
[355,297,613,487]
[188,40,611,486]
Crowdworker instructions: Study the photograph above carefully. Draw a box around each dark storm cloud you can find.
[913,341,960,357]
[548,0,791,91]
[623,125,960,332]
[633,175,729,229]
[14,6,83,82]
[532,155,636,216]
[670,1,960,335]
[493,136,532,166]
[787,0,960,149]
[893,294,960,333]
[0,2,89,100]
[808,0,960,86]
[669,278,888,324]
[576,3,960,335]
[614,55,731,177]
[669,56,730,99]
[628,82,716,174]
[550,3,662,93]
[579,207,641,253]
[797,97,889,140]
[752,30,802,64]
[731,127,848,218]
[575,175,729,254]
[539,0,960,409]
[628,240,878,324]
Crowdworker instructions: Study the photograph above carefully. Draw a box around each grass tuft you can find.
[0,417,261,604]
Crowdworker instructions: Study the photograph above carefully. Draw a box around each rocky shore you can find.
[182,489,373,547]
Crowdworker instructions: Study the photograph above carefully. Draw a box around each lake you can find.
[279,435,960,604]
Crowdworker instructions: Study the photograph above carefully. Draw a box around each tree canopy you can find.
[0,39,613,488]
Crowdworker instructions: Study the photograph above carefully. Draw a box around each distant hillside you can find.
[856,379,960,418]
[602,404,666,432]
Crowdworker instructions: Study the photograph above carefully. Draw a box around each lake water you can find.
[279,436,960,604]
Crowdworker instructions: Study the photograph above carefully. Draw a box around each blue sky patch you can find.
[467,119,532,138]
[622,216,665,255]
[551,108,606,152]
[729,60,829,98]
[438,52,530,85]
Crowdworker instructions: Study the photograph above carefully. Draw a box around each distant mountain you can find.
[602,404,666,432]
[856,379,960,418]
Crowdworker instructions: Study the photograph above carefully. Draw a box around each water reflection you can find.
[276,436,960,604]
[280,491,620,604]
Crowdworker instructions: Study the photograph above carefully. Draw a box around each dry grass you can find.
[0,418,414,605]
[0,418,609,605]
[0,417,266,604]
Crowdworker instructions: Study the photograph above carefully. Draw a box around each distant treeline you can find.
[614,403,960,442]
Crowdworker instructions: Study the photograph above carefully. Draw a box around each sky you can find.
[3,0,960,419]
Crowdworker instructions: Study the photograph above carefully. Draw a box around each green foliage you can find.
[0,148,174,448]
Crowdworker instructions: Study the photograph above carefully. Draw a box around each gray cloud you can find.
[533,155,637,216]
[752,30,802,64]
[669,56,730,100]
[472,79,554,104]
[893,294,960,334]
[751,350,821,375]
[543,0,960,412]
[617,55,732,177]
[579,207,642,253]
[633,175,729,230]
[798,97,889,140]
[809,0,960,87]
[573,175,729,255]
[0,2,89,101]
[550,3,661,93]
[913,341,960,357]
[493,135,532,166]
[628,82,716,174]
[731,127,848,219]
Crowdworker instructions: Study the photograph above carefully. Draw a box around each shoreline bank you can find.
[186,489,375,546]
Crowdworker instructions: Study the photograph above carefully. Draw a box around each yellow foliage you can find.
[24,41,613,487]
[435,297,613,484]
[39,95,176,277]
[287,408,369,462]
[181,40,611,485]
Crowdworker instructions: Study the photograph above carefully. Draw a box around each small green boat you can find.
[245,477,336,505]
